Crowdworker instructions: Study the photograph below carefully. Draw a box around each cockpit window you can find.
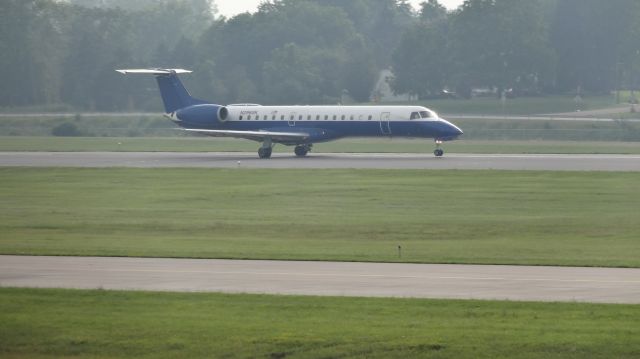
[410,112,420,120]
[420,111,431,118]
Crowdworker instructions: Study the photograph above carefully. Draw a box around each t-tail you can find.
[117,68,228,127]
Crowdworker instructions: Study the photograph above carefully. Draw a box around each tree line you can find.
[1,0,639,111]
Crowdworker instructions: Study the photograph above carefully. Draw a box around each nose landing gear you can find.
[434,140,444,157]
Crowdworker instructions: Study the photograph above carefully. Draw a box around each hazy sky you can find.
[216,0,465,18]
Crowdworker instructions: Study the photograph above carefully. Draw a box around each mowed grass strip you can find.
[1,168,639,267]
[0,288,639,359]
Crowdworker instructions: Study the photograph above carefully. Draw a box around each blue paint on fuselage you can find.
[119,70,463,146]
[177,115,463,144]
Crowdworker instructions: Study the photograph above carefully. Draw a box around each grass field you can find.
[2,98,639,142]
[2,136,640,154]
[1,94,620,116]
[0,288,638,359]
[407,95,619,115]
[1,168,638,267]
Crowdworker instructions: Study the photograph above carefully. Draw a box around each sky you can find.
[216,0,465,18]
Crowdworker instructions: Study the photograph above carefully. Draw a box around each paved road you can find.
[1,152,639,171]
[1,256,638,304]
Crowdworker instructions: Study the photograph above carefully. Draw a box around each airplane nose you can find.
[441,118,463,138]
[452,123,463,136]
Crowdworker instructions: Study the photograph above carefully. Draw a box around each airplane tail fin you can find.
[116,68,206,113]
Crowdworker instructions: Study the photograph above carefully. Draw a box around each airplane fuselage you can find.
[118,68,463,158]
[172,104,463,145]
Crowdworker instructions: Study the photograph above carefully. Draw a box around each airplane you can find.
[117,68,463,158]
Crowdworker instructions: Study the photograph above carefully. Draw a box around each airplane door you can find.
[380,112,391,135]
[288,112,296,127]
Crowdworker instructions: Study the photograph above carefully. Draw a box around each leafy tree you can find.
[0,0,66,106]
[60,6,137,110]
[552,0,640,93]
[448,0,555,95]
[392,23,450,98]
[420,0,447,22]
[197,0,363,104]
[5,0,640,111]
[52,122,81,136]
[392,0,450,98]
[341,36,378,102]
[310,0,416,67]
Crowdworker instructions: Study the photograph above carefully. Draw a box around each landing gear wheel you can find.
[258,147,272,159]
[294,145,309,157]
[434,140,444,157]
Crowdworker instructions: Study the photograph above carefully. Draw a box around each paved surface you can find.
[1,152,639,171]
[1,256,639,304]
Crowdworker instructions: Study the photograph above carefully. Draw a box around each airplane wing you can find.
[183,128,309,142]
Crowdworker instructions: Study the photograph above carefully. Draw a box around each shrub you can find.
[51,122,81,136]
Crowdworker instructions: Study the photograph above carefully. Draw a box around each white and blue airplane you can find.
[117,68,463,158]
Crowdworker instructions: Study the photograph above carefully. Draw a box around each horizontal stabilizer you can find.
[116,68,192,75]
[117,67,201,113]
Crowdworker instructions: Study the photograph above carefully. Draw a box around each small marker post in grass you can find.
[398,245,402,259]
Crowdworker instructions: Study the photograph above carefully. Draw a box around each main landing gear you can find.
[257,141,314,159]
[434,140,444,157]
[258,138,273,159]
[258,147,272,159]
[294,144,312,157]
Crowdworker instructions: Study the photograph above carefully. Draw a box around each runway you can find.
[1,256,639,304]
[1,151,639,171]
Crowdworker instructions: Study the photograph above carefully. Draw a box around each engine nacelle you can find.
[175,104,228,127]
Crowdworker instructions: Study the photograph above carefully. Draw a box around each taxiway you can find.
[1,256,638,304]
[1,152,639,171]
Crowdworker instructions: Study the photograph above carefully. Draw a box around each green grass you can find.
[1,168,639,267]
[2,136,640,154]
[0,94,619,117]
[1,96,638,141]
[418,95,618,115]
[1,288,639,358]
[452,117,640,141]
[0,114,173,137]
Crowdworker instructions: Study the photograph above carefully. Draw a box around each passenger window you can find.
[333,115,337,121]
[341,115,345,121]
[307,115,311,120]
[281,115,285,120]
[272,115,276,120]
[420,111,431,118]
[239,115,243,120]
[368,115,372,121]
[350,115,354,121]
[410,112,420,120]
[316,115,320,120]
